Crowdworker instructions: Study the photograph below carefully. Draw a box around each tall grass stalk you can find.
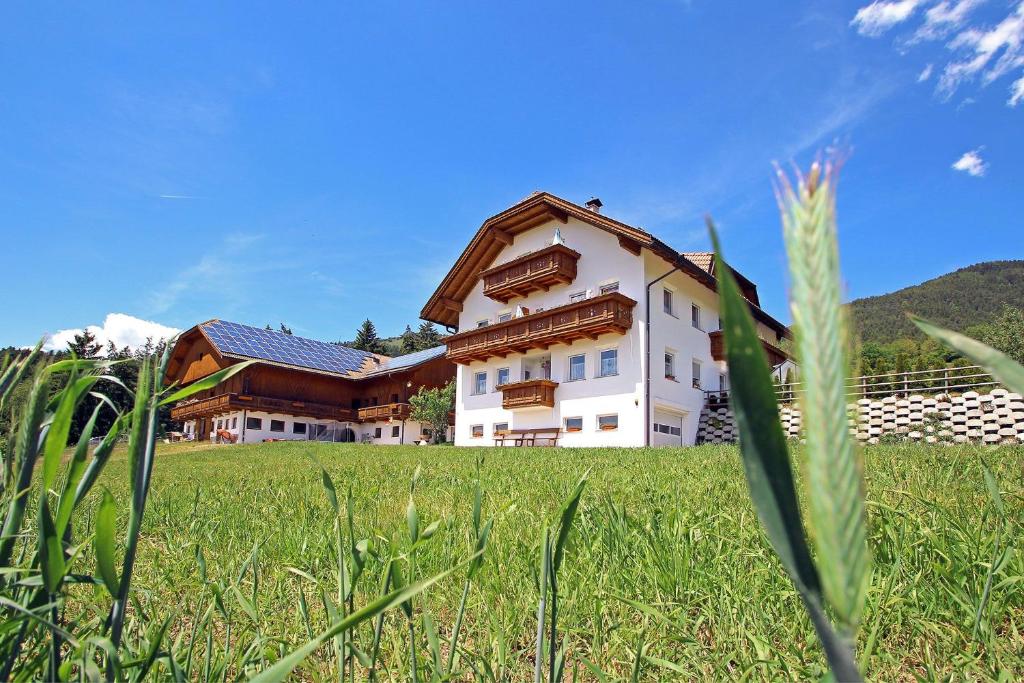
[709,157,868,680]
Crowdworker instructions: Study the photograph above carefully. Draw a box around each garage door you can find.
[652,410,684,446]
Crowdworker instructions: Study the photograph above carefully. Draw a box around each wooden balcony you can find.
[171,393,357,422]
[500,379,558,410]
[709,330,789,368]
[446,292,636,364]
[480,244,581,303]
[356,403,412,422]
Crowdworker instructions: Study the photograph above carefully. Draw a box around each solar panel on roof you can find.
[202,320,374,375]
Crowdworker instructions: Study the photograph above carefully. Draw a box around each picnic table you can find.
[493,427,560,447]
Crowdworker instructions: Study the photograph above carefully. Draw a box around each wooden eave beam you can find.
[618,236,642,256]
[439,297,463,312]
[491,227,514,245]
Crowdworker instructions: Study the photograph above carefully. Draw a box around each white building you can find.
[420,192,789,447]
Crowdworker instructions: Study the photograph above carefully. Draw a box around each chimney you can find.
[585,197,603,213]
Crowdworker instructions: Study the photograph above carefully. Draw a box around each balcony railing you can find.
[356,403,412,422]
[171,392,358,422]
[480,244,581,303]
[500,379,558,409]
[446,292,636,364]
[709,329,789,368]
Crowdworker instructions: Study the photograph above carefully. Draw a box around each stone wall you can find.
[696,388,1024,445]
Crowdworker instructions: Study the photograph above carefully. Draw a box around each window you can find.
[476,319,489,328]
[663,288,674,316]
[598,349,617,377]
[392,425,400,437]
[598,414,619,431]
[216,419,222,430]
[564,417,583,432]
[599,281,619,295]
[231,417,237,429]
[691,303,702,330]
[692,359,702,389]
[569,291,587,303]
[391,393,400,403]
[493,422,509,434]
[568,354,586,381]
[245,417,262,430]
[654,423,682,436]
[664,351,676,379]
[720,373,729,392]
[471,424,484,438]
[374,427,382,438]
[472,371,487,395]
[498,312,513,323]
[496,367,510,387]
[293,422,307,434]
[270,419,285,432]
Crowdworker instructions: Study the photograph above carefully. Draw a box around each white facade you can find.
[452,216,738,447]
[183,411,438,445]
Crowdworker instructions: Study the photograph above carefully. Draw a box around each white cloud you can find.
[951,148,988,176]
[912,0,984,42]
[938,2,1024,97]
[45,313,180,353]
[851,0,922,36]
[1010,74,1024,104]
[854,0,1024,108]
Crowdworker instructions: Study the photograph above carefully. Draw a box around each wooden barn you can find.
[164,320,455,444]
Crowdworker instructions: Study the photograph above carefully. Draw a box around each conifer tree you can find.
[352,319,384,354]
[400,325,417,354]
[415,321,442,350]
[67,329,102,358]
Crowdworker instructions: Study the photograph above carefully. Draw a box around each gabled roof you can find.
[166,319,449,384]
[420,192,784,335]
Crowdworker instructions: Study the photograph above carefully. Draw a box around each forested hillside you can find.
[850,260,1024,343]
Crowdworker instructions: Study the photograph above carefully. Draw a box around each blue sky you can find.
[2,1,1021,349]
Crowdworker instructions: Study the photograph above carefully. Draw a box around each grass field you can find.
[80,441,1022,680]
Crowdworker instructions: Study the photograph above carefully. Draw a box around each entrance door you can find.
[198,418,208,441]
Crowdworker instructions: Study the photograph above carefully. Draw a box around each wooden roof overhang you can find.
[419,192,789,339]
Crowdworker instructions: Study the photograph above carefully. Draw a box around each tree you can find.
[415,321,442,350]
[67,329,101,358]
[973,305,1024,365]
[279,323,293,335]
[409,380,455,444]
[399,325,417,355]
[352,319,385,354]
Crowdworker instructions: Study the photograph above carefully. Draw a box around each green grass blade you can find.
[250,560,466,683]
[54,403,102,537]
[551,472,587,574]
[38,498,65,594]
[911,316,1024,395]
[708,224,821,597]
[95,489,120,597]
[777,163,868,630]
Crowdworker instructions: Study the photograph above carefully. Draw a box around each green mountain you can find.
[850,260,1024,344]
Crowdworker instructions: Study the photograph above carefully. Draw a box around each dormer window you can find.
[599,281,619,295]
[476,319,489,328]
[497,312,512,323]
[569,291,587,303]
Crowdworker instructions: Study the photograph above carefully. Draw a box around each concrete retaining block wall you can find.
[696,389,1024,446]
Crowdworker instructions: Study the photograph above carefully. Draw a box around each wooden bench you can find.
[494,428,560,447]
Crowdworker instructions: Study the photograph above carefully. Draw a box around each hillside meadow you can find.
[73,441,1022,681]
